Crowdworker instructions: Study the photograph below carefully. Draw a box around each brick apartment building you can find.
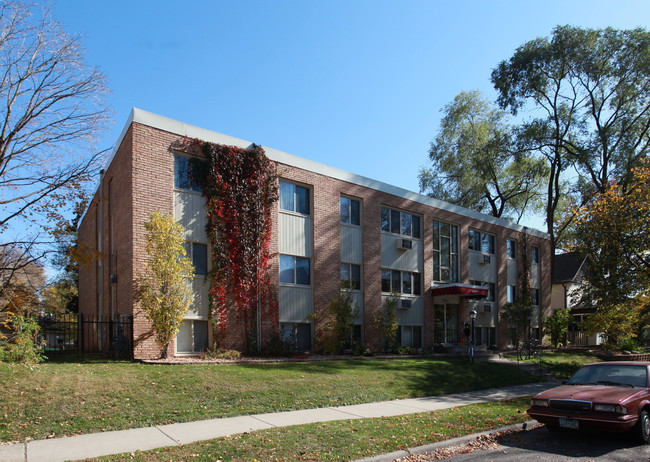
[78,108,552,359]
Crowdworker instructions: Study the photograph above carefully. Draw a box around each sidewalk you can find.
[0,381,556,462]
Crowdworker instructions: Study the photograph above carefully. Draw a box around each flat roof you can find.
[92,108,550,240]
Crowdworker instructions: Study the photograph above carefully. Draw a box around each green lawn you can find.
[98,397,531,461]
[0,358,538,442]
[506,349,601,379]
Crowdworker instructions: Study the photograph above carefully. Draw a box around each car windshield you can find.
[567,364,648,388]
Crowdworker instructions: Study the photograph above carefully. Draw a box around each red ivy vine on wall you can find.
[183,139,278,352]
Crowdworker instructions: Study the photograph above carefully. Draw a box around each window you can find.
[433,220,458,282]
[183,242,208,276]
[380,207,420,238]
[279,181,310,215]
[531,288,540,305]
[398,326,422,349]
[507,239,517,259]
[281,323,312,351]
[340,196,360,225]
[280,255,310,285]
[381,269,421,295]
[507,285,517,303]
[176,320,208,353]
[341,263,361,290]
[531,246,540,264]
[468,229,495,254]
[470,280,496,302]
[174,155,203,192]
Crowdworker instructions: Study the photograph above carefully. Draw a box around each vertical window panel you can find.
[340,197,350,223]
[350,199,360,225]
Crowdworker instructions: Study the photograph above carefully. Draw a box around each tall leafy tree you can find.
[419,90,546,223]
[492,26,650,247]
[138,211,195,359]
[573,159,650,345]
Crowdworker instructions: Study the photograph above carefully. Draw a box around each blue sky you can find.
[52,0,650,231]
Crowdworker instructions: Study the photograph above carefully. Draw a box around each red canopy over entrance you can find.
[430,283,488,299]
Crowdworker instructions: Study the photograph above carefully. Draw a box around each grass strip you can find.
[505,349,600,379]
[0,358,538,442]
[97,397,531,461]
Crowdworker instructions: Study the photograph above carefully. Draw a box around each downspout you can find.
[98,169,104,320]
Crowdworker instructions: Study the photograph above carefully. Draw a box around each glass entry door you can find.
[434,304,459,345]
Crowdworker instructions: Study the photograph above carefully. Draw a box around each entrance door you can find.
[434,304,459,345]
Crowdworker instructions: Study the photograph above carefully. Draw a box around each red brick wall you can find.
[79,121,553,357]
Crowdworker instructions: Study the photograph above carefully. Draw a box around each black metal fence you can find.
[37,314,133,359]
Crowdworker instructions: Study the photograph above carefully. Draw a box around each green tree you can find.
[373,293,399,353]
[543,307,572,348]
[573,159,650,347]
[138,210,195,359]
[314,286,359,354]
[419,90,547,223]
[492,26,650,249]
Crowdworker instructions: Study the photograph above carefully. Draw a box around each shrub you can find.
[0,314,45,364]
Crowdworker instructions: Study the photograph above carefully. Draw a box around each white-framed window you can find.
[398,325,422,349]
[280,323,312,351]
[531,246,540,264]
[470,280,496,302]
[341,263,361,290]
[381,269,421,295]
[507,285,517,303]
[531,288,540,305]
[279,254,311,285]
[433,220,458,282]
[174,154,203,193]
[468,229,495,254]
[279,181,310,215]
[506,239,517,259]
[340,196,360,226]
[183,242,208,276]
[176,319,208,354]
[380,207,421,238]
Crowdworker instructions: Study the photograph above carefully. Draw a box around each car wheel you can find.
[633,409,650,444]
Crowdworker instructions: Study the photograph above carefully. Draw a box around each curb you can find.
[351,420,539,462]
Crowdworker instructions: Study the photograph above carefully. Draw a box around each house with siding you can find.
[77,108,552,359]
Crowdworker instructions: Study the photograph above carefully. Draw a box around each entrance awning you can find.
[430,283,488,299]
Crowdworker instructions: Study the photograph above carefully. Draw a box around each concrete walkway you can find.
[0,381,557,462]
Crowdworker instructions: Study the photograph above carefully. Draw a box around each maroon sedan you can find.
[527,361,650,443]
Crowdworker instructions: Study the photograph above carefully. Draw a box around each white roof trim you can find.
[88,108,549,240]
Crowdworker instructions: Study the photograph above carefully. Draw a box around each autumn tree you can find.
[0,2,109,299]
[492,26,650,249]
[420,90,547,223]
[138,211,195,359]
[573,159,650,347]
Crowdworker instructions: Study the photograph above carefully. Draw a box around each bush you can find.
[202,345,242,360]
[0,315,45,364]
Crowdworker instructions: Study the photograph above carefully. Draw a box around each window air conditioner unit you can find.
[397,239,413,250]
[478,254,491,264]
[399,299,412,309]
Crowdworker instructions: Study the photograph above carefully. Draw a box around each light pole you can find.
[470,309,477,363]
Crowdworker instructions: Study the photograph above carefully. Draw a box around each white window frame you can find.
[380,207,421,239]
[279,254,311,286]
[340,196,361,226]
[433,220,459,283]
[279,181,311,216]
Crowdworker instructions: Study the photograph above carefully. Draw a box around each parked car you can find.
[527,362,650,443]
